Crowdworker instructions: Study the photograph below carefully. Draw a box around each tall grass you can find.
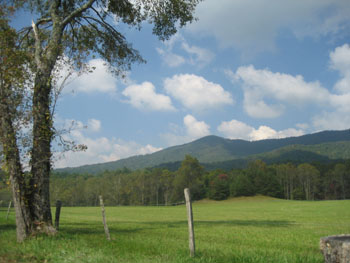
[1,196,349,262]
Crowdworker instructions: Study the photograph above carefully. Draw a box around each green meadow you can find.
[1,196,349,263]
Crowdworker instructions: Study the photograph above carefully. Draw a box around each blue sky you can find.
[15,0,350,168]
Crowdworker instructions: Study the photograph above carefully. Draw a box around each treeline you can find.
[49,155,350,206]
[1,155,350,206]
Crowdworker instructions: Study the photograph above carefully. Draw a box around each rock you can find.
[320,235,350,263]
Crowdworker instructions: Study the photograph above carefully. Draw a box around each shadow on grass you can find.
[141,219,293,228]
[55,218,292,237]
[0,222,16,232]
[197,219,293,227]
[60,222,145,236]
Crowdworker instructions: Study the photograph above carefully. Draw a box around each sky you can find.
[14,0,350,168]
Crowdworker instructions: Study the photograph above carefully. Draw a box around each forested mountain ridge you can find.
[55,129,350,174]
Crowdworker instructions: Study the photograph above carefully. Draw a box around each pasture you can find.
[1,196,349,262]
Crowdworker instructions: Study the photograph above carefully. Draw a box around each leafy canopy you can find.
[14,0,201,75]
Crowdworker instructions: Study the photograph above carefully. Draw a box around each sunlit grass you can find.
[1,196,349,262]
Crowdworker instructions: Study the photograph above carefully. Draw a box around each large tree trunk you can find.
[9,156,34,242]
[0,92,33,242]
[28,10,64,234]
[29,69,56,234]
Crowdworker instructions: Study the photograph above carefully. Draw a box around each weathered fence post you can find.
[320,235,350,263]
[184,188,195,257]
[55,200,62,230]
[99,195,111,241]
[6,201,12,220]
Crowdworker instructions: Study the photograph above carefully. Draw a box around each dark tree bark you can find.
[0,92,33,241]
[30,70,56,232]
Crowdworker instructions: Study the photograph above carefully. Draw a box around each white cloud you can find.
[161,115,210,146]
[122,81,175,111]
[249,126,279,141]
[218,119,304,141]
[235,65,330,104]
[217,119,254,140]
[312,44,350,130]
[330,44,350,94]
[329,93,350,113]
[228,65,330,118]
[243,89,284,119]
[181,42,214,66]
[184,114,210,138]
[60,59,117,94]
[225,43,350,127]
[87,119,101,132]
[312,111,350,131]
[296,123,309,130]
[53,119,162,168]
[164,74,234,111]
[156,47,186,67]
[157,34,214,68]
[249,126,304,141]
[188,0,350,54]
[138,144,163,155]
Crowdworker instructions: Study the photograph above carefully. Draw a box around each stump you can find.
[320,235,350,263]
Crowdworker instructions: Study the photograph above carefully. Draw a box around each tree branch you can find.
[82,15,124,41]
[62,0,96,27]
[36,18,52,26]
[90,7,125,39]
[31,20,43,70]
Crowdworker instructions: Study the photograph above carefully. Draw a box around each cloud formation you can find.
[312,111,350,131]
[312,44,350,130]
[156,48,186,67]
[87,119,101,132]
[122,81,175,111]
[330,44,350,94]
[226,42,350,131]
[161,114,210,146]
[156,34,214,68]
[217,119,304,141]
[61,59,117,94]
[53,119,162,168]
[188,0,350,54]
[164,74,234,111]
[227,65,330,118]
[184,114,211,138]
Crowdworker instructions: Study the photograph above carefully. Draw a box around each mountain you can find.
[55,129,350,174]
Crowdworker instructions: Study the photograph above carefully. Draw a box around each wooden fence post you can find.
[184,188,195,257]
[6,201,12,220]
[99,195,111,241]
[55,200,62,230]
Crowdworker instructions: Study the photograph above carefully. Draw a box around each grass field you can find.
[1,196,350,263]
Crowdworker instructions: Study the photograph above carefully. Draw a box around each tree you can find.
[160,169,173,205]
[275,163,297,200]
[230,171,255,197]
[208,174,230,200]
[0,8,34,242]
[172,155,204,201]
[297,163,320,200]
[324,163,349,200]
[1,0,202,242]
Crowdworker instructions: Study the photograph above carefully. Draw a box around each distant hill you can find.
[156,141,350,171]
[55,129,350,174]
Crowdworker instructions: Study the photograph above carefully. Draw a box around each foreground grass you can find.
[1,196,350,263]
